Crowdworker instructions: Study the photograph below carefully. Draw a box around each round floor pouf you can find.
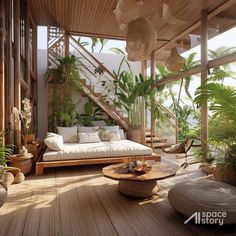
[168,179,236,224]
[0,183,8,207]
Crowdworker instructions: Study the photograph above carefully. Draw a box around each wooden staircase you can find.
[47,26,129,131]
[145,129,169,149]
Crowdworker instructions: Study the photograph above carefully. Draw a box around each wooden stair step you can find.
[146,137,167,143]
[145,132,155,137]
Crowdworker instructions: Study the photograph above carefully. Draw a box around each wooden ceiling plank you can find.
[155,0,236,54]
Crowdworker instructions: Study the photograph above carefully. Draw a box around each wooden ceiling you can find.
[30,0,236,62]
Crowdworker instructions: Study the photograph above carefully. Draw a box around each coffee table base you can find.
[118,180,158,198]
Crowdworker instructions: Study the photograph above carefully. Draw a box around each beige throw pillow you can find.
[57,126,78,143]
[79,132,101,144]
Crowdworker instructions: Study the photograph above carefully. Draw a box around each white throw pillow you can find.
[119,129,126,140]
[78,126,99,133]
[44,133,64,151]
[100,125,119,132]
[99,126,121,141]
[79,132,101,144]
[57,126,78,143]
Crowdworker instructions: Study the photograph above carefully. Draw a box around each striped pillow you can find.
[79,132,101,144]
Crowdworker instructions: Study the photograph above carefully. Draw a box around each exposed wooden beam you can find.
[201,9,208,162]
[0,0,6,134]
[155,0,236,54]
[14,0,21,148]
[155,51,236,87]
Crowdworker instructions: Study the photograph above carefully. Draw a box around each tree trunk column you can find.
[141,60,147,145]
[14,0,21,148]
[150,51,156,148]
[200,9,208,162]
[0,0,6,134]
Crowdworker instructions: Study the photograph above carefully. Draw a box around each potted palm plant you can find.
[195,80,236,185]
[113,70,155,143]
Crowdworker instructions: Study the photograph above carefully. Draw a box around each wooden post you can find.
[141,60,147,145]
[14,0,21,148]
[0,0,6,135]
[5,0,13,143]
[200,9,208,162]
[25,0,30,97]
[150,51,156,148]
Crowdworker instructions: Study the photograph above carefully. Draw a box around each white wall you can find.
[93,53,141,76]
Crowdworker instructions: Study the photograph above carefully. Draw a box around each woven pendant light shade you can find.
[126,17,156,61]
[166,47,185,72]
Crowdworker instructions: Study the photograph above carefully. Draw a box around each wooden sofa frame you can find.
[35,147,161,176]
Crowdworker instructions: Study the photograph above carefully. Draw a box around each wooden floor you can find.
[1,153,236,236]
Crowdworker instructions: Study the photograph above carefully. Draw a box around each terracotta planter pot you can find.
[9,154,33,175]
[26,134,35,144]
[127,128,142,144]
[214,164,236,186]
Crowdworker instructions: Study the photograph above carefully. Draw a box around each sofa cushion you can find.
[78,126,99,133]
[79,132,101,144]
[44,133,64,151]
[57,126,77,143]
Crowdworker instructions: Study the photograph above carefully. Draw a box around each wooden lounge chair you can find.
[162,137,201,168]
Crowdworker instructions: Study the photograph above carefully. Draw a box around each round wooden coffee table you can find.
[102,162,176,198]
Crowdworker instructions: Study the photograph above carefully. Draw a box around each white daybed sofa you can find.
[36,126,160,175]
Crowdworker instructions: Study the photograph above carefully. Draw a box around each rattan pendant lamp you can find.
[165,47,185,72]
[126,17,156,61]
[113,0,157,61]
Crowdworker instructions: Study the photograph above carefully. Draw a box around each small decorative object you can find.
[14,172,25,184]
[12,98,33,148]
[19,146,28,157]
[165,47,185,72]
[2,172,14,187]
[123,158,151,175]
[126,17,156,61]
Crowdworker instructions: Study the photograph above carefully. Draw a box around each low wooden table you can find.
[102,162,176,198]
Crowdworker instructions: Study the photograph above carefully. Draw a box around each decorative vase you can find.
[9,154,33,175]
[26,134,35,144]
[127,128,142,144]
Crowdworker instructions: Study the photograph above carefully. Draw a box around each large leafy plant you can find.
[195,77,236,167]
[0,131,14,166]
[44,55,83,131]
[77,101,105,127]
